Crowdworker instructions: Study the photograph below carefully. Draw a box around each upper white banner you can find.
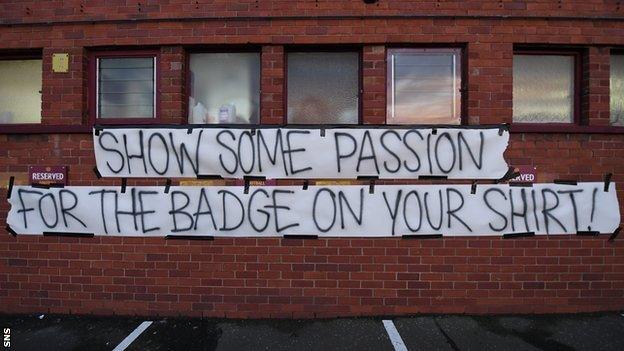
[93,126,510,179]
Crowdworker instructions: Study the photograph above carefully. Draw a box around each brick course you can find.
[1,0,623,318]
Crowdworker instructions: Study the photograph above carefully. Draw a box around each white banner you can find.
[7,183,619,237]
[93,126,509,179]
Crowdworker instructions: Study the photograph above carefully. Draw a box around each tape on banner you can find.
[604,173,612,192]
[283,234,318,240]
[608,227,621,242]
[498,123,509,136]
[93,167,102,179]
[197,174,223,180]
[503,232,535,239]
[554,179,578,186]
[418,175,448,180]
[576,231,599,236]
[402,234,443,239]
[43,231,94,238]
[7,176,14,199]
[5,225,17,237]
[165,235,214,241]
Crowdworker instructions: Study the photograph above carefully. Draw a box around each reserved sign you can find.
[29,166,67,186]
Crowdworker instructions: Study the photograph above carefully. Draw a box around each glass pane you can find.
[100,105,154,118]
[98,57,154,118]
[0,59,42,124]
[513,54,574,123]
[287,52,359,124]
[388,51,460,125]
[189,53,260,124]
[610,54,624,126]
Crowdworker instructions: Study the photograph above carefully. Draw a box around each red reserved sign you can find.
[29,166,67,186]
[509,165,537,183]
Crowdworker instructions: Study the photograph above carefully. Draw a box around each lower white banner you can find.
[6,183,620,237]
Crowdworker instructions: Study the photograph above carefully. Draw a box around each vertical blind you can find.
[97,57,155,119]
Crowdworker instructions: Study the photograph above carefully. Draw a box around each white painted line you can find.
[112,321,153,351]
[383,320,408,351]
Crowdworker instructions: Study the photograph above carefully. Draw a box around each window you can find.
[0,58,42,124]
[387,48,461,124]
[611,53,624,126]
[287,51,359,124]
[94,52,157,120]
[513,52,578,124]
[188,52,260,124]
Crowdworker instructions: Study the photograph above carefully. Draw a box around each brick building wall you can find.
[1,0,623,318]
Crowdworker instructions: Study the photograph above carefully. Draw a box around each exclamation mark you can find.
[588,187,597,231]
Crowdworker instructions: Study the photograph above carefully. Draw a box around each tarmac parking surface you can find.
[1,312,624,351]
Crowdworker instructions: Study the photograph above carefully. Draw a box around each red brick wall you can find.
[1,1,623,318]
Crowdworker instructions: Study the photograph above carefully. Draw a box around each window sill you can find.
[0,124,91,134]
[95,118,161,125]
[510,123,624,134]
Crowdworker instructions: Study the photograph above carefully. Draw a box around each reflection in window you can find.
[0,59,42,124]
[611,54,624,126]
[513,54,575,123]
[188,53,260,124]
[97,57,155,119]
[287,52,359,124]
[387,49,461,125]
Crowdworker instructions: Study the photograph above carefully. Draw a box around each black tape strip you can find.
[496,167,520,184]
[187,127,193,134]
[418,175,448,180]
[470,180,477,194]
[576,231,599,236]
[498,123,509,136]
[503,232,535,239]
[250,128,256,136]
[357,175,379,180]
[431,128,438,135]
[165,235,214,241]
[320,128,326,137]
[5,225,17,237]
[554,179,578,185]
[604,173,612,192]
[356,176,378,194]
[609,227,621,242]
[43,231,95,238]
[244,179,250,194]
[31,184,50,189]
[7,176,15,199]
[164,179,172,194]
[283,234,318,240]
[402,234,443,239]
[244,175,267,181]
[244,176,266,194]
[93,166,102,179]
[197,174,223,180]
[509,182,533,188]
[94,126,101,136]
[303,180,309,190]
[121,178,127,194]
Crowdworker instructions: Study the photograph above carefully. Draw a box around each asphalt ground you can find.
[1,312,624,351]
